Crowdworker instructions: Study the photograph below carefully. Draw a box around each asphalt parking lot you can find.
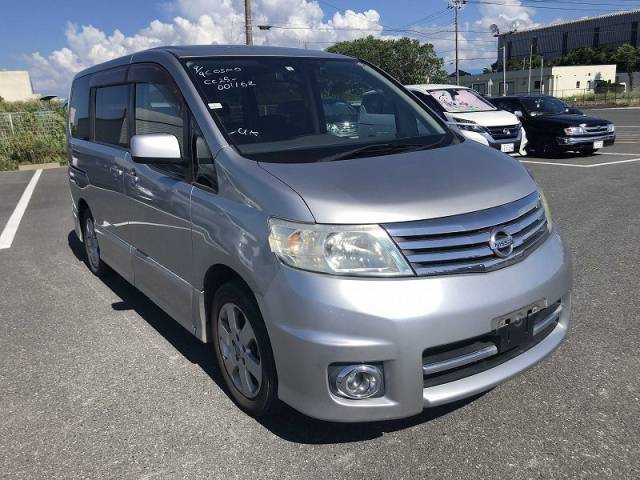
[1,108,639,479]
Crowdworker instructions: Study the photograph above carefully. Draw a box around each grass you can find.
[0,100,67,171]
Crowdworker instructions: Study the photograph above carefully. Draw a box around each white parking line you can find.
[594,152,639,156]
[0,169,43,250]
[521,157,640,168]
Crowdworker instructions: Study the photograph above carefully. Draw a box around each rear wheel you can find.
[212,281,279,417]
[82,211,109,277]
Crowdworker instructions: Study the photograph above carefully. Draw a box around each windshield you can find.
[521,96,567,116]
[428,88,496,113]
[182,57,451,163]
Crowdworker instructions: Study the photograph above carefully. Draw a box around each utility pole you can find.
[502,45,507,96]
[527,43,533,93]
[244,0,253,45]
[540,56,544,94]
[449,0,466,86]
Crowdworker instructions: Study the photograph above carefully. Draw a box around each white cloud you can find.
[26,0,383,96]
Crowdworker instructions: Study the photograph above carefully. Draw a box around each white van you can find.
[407,84,527,155]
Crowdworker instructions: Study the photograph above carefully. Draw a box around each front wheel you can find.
[212,281,279,417]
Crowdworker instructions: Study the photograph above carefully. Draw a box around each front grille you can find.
[422,300,562,388]
[486,124,520,140]
[383,191,549,276]
[584,124,609,134]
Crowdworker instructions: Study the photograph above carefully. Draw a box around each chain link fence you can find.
[0,110,67,170]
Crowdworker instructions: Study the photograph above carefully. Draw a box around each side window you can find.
[135,82,184,153]
[69,76,90,140]
[94,85,130,147]
[192,119,217,191]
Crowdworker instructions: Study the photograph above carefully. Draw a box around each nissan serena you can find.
[67,46,572,422]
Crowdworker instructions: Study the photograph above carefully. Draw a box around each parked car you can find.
[322,98,358,138]
[490,94,615,156]
[406,84,527,155]
[67,46,572,422]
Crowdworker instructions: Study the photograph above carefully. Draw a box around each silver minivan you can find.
[67,46,572,422]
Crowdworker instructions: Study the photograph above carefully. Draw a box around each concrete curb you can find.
[18,162,63,171]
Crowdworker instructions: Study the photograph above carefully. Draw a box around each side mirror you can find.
[514,110,523,118]
[131,134,184,164]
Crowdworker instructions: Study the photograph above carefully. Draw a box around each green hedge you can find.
[0,100,67,171]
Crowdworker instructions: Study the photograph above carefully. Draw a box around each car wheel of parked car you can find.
[212,281,279,417]
[538,140,560,158]
[82,211,109,277]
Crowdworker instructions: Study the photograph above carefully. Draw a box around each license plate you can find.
[492,300,546,350]
[593,140,604,149]
[501,143,515,153]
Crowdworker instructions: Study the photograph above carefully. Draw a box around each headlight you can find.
[607,124,615,133]
[451,117,486,133]
[564,126,586,135]
[268,219,413,277]
[539,190,553,232]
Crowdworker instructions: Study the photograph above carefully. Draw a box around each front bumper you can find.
[461,130,523,154]
[259,227,572,422]
[556,133,615,149]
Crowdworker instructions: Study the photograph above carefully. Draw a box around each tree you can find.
[327,36,448,84]
[614,44,639,91]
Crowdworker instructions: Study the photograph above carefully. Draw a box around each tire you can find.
[539,140,560,158]
[81,210,110,277]
[212,281,279,417]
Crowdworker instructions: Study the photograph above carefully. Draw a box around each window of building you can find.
[576,81,581,89]
[531,37,538,55]
[593,27,600,48]
[587,80,592,90]
[69,76,90,140]
[94,85,129,147]
[562,32,569,56]
[632,21,638,47]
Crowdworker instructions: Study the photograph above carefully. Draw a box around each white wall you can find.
[0,71,39,102]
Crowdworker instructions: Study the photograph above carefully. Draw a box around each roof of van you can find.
[73,45,351,79]
[406,84,471,91]
[155,44,348,58]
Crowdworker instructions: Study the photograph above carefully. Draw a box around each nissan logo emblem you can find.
[489,228,514,258]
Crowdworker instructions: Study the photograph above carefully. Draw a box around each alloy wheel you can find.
[84,217,101,270]
[217,302,263,399]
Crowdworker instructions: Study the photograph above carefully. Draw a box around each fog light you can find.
[335,365,383,399]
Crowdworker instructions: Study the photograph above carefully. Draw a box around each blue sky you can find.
[0,0,635,95]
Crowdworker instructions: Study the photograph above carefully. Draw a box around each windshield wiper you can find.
[319,139,445,163]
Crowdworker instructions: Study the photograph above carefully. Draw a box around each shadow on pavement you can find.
[68,230,483,444]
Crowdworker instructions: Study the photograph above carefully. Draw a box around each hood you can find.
[258,140,537,224]
[444,110,519,127]
[529,113,610,128]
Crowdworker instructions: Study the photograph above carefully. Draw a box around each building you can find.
[459,64,617,98]
[497,9,640,64]
[0,71,39,102]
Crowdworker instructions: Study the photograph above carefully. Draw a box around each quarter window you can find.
[192,119,217,191]
[69,76,90,140]
[94,85,130,147]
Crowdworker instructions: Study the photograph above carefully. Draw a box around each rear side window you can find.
[69,76,90,140]
[95,85,130,147]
